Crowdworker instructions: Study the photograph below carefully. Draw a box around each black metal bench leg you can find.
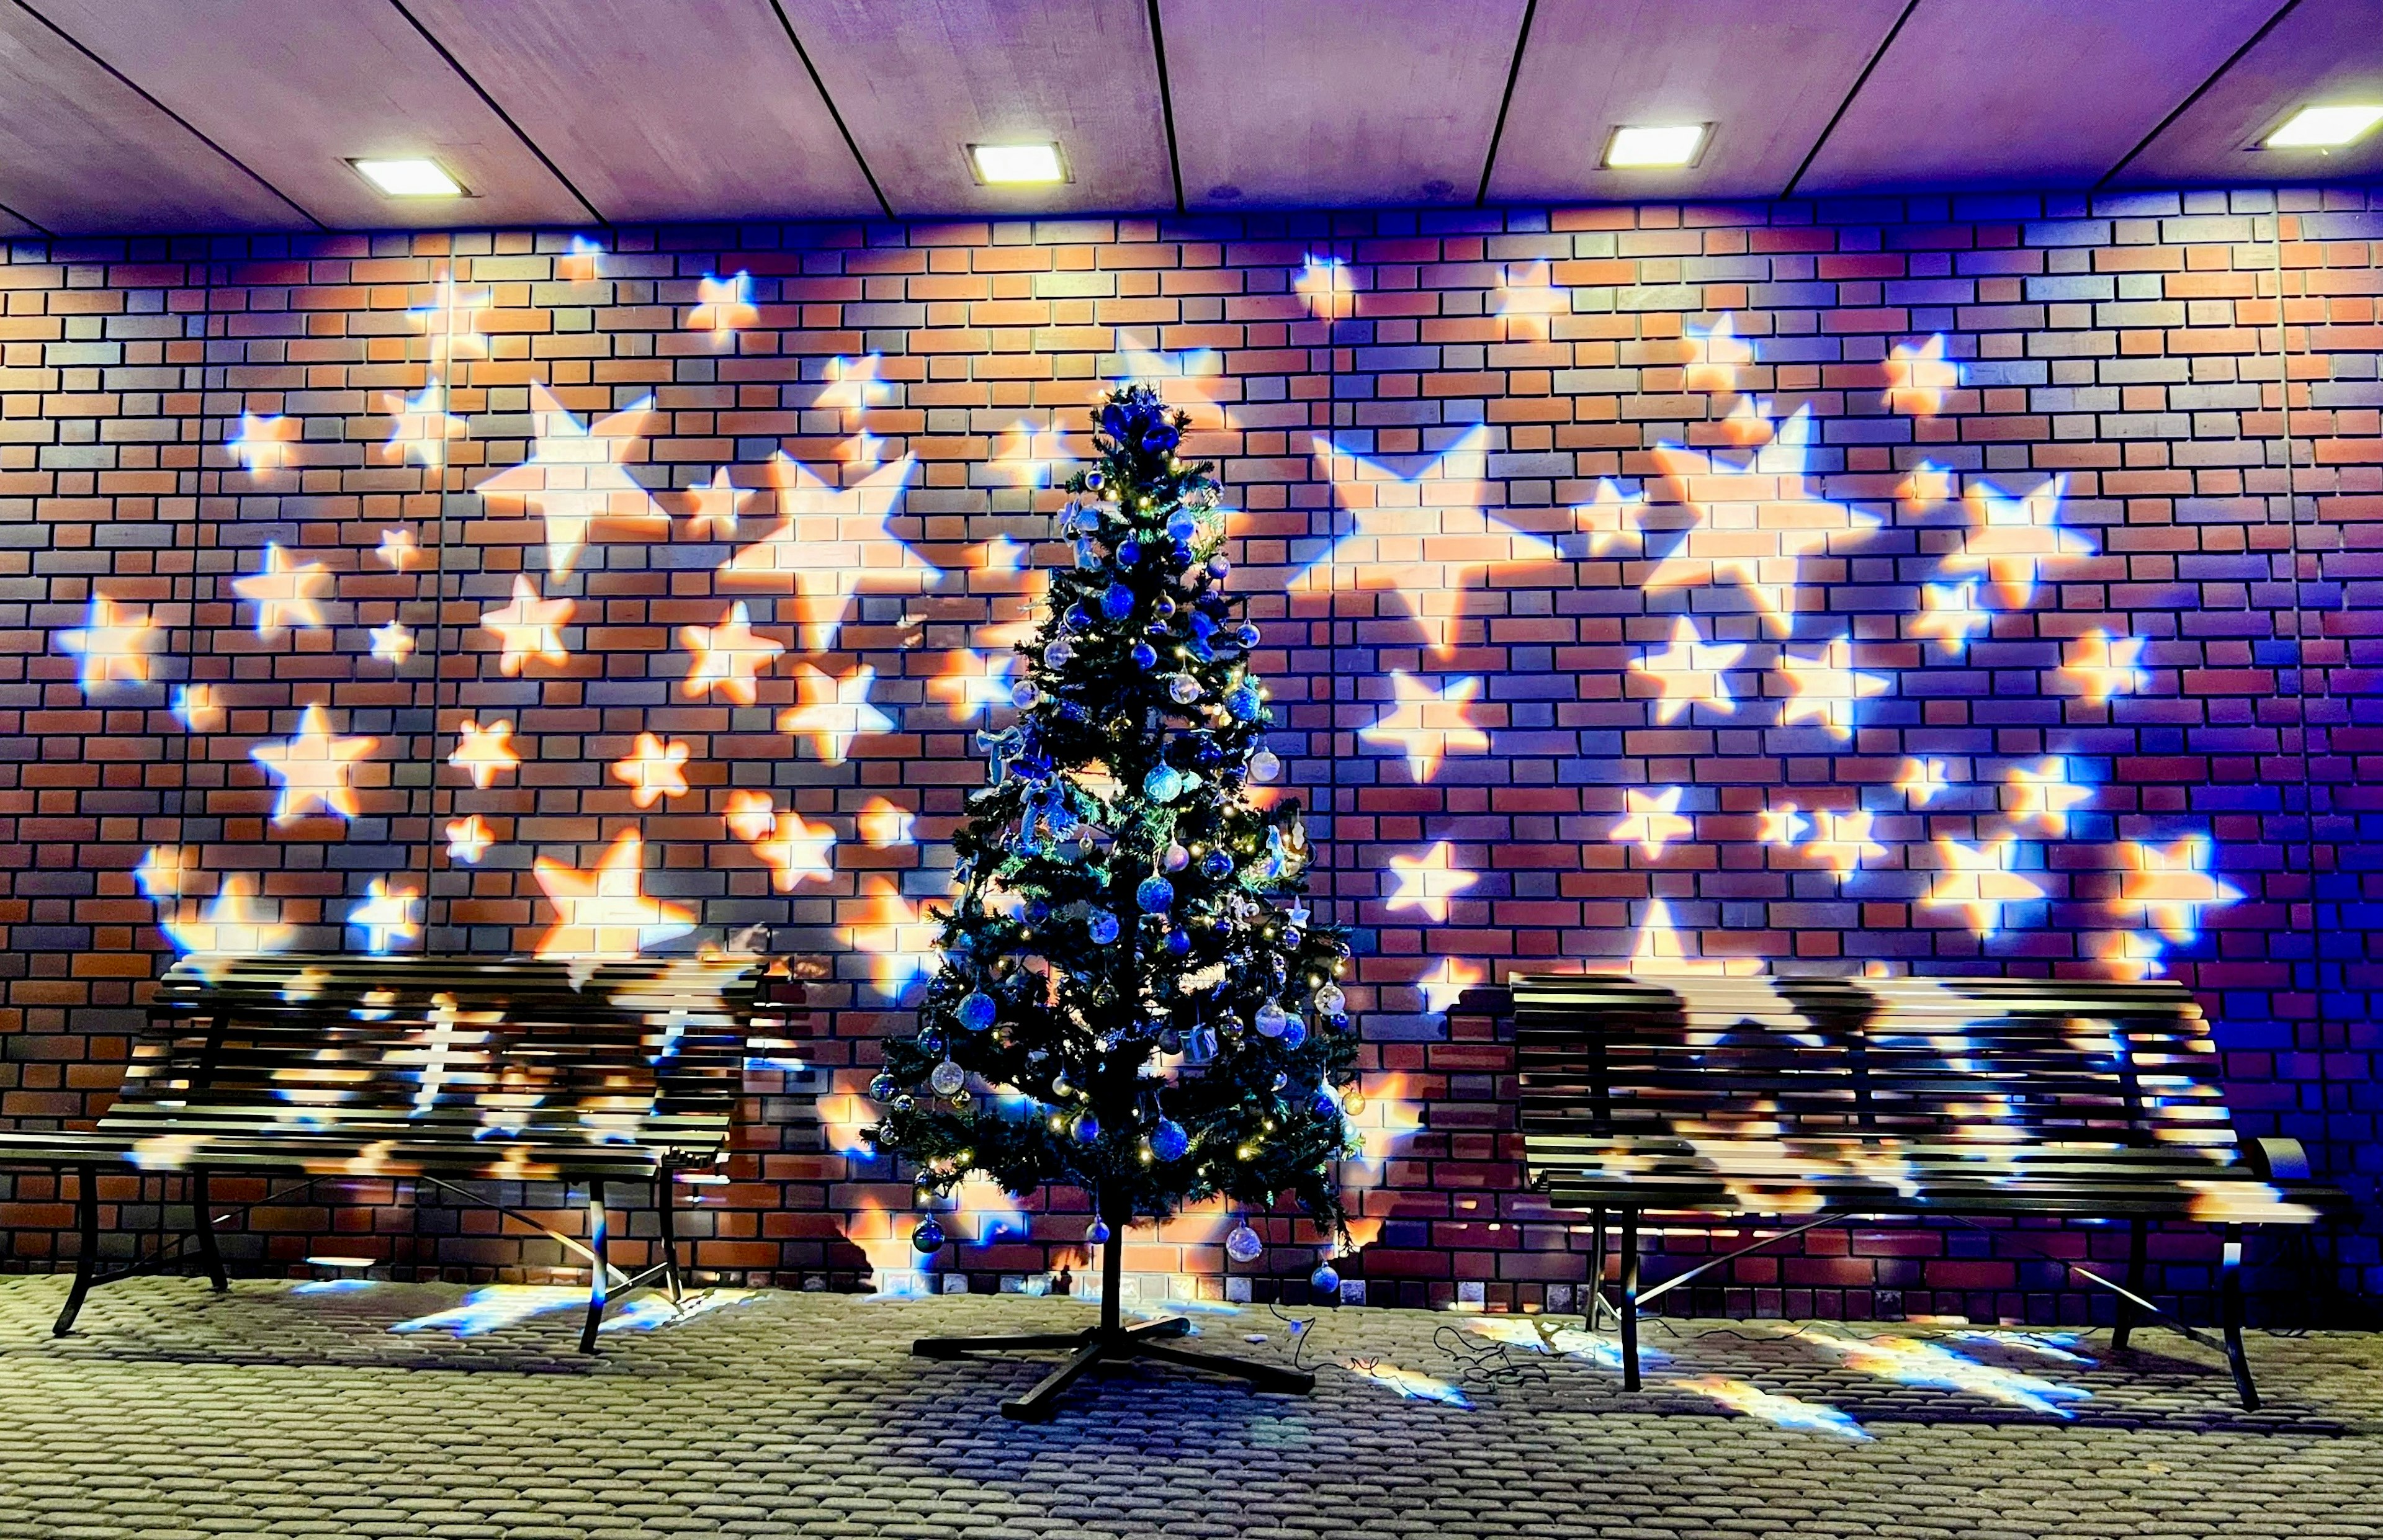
[54,1163,100,1336]
[655,1173,683,1304]
[2221,1224,2258,1411]
[1619,1207,1642,1392]
[578,1181,609,1355]
[2113,1217,2148,1351]
[1587,1205,1609,1327]
[191,1171,228,1293]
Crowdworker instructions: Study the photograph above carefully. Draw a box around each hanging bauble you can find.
[1150,1117,1190,1161]
[1200,849,1234,880]
[1165,928,1192,956]
[1065,604,1093,630]
[1151,595,1177,619]
[1087,910,1120,945]
[1130,640,1159,670]
[1209,555,1231,579]
[1084,468,1106,491]
[1158,1027,1183,1054]
[868,1073,897,1101]
[1311,1090,1339,1119]
[1136,875,1175,914]
[1234,622,1261,648]
[1143,766,1184,803]
[1102,582,1135,620]
[1086,1217,1112,1245]
[1281,1016,1307,1050]
[1072,1111,1102,1144]
[1249,748,1281,782]
[1046,637,1075,666]
[1225,683,1263,722]
[929,1059,966,1097]
[1164,841,1190,872]
[1225,1223,1264,1264]
[1010,680,1041,709]
[1310,1262,1341,1296]
[1169,674,1201,705]
[912,1217,946,1253]
[1281,926,1303,947]
[1254,1000,1288,1037]
[1140,422,1180,454]
[1165,510,1200,542]
[1314,983,1347,1016]
[1117,539,1142,565]
[955,992,997,1032]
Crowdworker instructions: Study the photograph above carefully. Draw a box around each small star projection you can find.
[779,665,893,763]
[480,576,573,675]
[680,602,784,704]
[449,719,521,789]
[1384,841,1479,923]
[233,544,331,637]
[58,594,158,689]
[611,733,691,807]
[250,704,375,825]
[1358,672,1490,781]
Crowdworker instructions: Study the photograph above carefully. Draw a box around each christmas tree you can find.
[879,382,1357,1420]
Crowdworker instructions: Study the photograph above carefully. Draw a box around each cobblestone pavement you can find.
[0,1276,2378,1539]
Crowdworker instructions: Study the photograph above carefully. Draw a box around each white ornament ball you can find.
[1225,1223,1264,1264]
[929,1059,966,1097]
[1254,1000,1288,1037]
[1249,748,1281,782]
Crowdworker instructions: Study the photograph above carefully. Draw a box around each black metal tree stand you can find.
[912,1214,1316,1421]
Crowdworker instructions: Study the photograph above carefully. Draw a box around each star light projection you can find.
[1383,843,1480,923]
[474,382,666,576]
[1298,427,1557,656]
[718,454,934,650]
[1359,672,1490,780]
[779,665,893,763]
[250,705,375,825]
[233,544,331,637]
[687,271,756,338]
[58,594,158,688]
[681,602,784,704]
[1631,618,1744,722]
[532,830,693,960]
[480,576,573,674]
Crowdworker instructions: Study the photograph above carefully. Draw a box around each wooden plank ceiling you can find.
[0,0,2374,236]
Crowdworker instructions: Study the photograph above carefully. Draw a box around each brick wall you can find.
[1,184,2377,1324]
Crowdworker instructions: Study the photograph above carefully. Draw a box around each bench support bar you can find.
[1597,1209,2264,1410]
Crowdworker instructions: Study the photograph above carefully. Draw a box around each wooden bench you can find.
[0,953,789,1351]
[1512,973,2347,1408]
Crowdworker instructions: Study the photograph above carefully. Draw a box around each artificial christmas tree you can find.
[873,382,1358,1420]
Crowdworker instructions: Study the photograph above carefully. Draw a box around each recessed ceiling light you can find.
[2263,104,2383,150]
[349,158,467,197]
[969,142,1067,186]
[1604,123,1708,169]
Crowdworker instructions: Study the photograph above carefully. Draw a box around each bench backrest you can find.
[1515,973,2237,1160]
[102,954,784,1178]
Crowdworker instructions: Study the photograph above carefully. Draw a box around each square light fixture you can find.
[349,158,467,197]
[2263,104,2383,150]
[969,142,1067,185]
[1604,123,1708,169]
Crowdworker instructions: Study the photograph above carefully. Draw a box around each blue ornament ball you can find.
[1281,1017,1308,1050]
[1025,895,1054,921]
[1130,641,1159,670]
[869,1073,897,1101]
[1165,928,1192,956]
[1311,1090,1339,1119]
[917,1028,946,1056]
[1065,604,1093,631]
[1309,1263,1341,1296]
[1226,683,1263,721]
[1117,539,1142,565]
[1102,583,1135,621]
[1143,765,1184,802]
[1166,511,1199,542]
[1072,1111,1102,1144]
[1085,468,1106,491]
[956,992,998,1032]
[1209,555,1231,579]
[912,1218,946,1254]
[1088,910,1120,945]
[1200,849,1233,879]
[1086,1218,1112,1245]
[1150,1117,1190,1161]
[1136,875,1175,914]
[1235,622,1262,648]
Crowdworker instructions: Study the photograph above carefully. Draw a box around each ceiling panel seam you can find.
[2097,0,2302,187]
[1145,0,1184,214]
[11,0,325,229]
[1473,0,1537,205]
[387,0,605,225]
[765,0,893,219]
[0,196,53,237]
[1778,0,1919,200]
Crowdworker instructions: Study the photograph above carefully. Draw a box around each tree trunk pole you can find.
[1100,1207,1124,1335]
